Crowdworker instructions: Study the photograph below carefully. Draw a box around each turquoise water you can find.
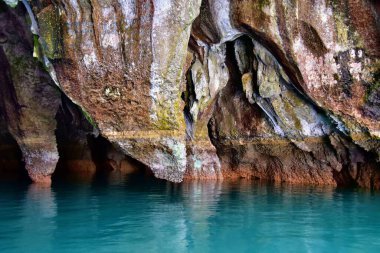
[0,176,379,253]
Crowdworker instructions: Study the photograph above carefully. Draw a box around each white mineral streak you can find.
[315,0,335,50]
[150,0,202,122]
[292,36,339,90]
[99,7,120,50]
[68,0,98,69]
[256,102,285,136]
[145,0,202,181]
[119,0,136,25]
[299,114,329,137]
[209,0,240,43]
[83,51,97,68]
[152,138,187,172]
[21,0,39,34]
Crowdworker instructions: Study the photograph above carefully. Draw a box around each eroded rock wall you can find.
[0,2,60,184]
[40,0,202,182]
[0,0,379,188]
[190,0,380,188]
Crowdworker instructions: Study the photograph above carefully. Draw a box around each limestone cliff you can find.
[0,0,379,188]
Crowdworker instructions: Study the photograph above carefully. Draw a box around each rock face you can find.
[47,0,202,182]
[0,2,60,184]
[0,0,379,188]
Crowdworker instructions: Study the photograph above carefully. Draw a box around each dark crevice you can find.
[53,93,153,183]
[224,39,245,94]
[182,57,196,140]
[87,135,154,185]
[239,25,305,92]
[299,21,328,57]
[188,35,205,63]
[53,93,95,182]
[332,164,358,188]
[0,129,30,183]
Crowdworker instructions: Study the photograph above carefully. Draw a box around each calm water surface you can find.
[0,176,379,253]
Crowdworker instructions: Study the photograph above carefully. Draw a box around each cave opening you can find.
[52,94,154,185]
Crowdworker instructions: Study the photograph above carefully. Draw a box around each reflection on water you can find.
[20,184,57,252]
[0,178,380,253]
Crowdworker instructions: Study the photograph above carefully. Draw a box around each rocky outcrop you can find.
[39,0,203,182]
[193,0,380,188]
[0,2,60,184]
[229,0,380,153]
[0,0,379,188]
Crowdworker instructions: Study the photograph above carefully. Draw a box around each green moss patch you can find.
[36,5,62,59]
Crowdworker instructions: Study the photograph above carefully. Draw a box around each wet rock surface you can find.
[0,2,60,184]
[0,0,379,188]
